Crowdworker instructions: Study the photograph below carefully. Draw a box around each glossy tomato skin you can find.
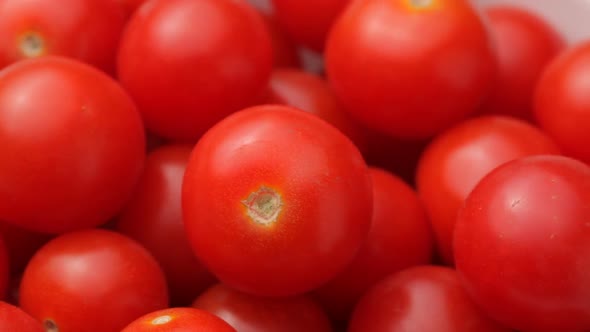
[117,0,273,142]
[314,167,433,322]
[116,144,216,306]
[0,301,43,332]
[480,6,564,120]
[19,229,169,332]
[182,105,373,297]
[0,57,146,234]
[270,0,350,52]
[325,0,495,140]
[0,0,126,73]
[193,283,332,332]
[260,12,302,68]
[416,116,560,264]
[534,41,590,164]
[121,307,236,332]
[454,155,590,332]
[269,68,368,153]
[348,266,511,332]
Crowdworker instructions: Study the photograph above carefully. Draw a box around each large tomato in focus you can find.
[0,56,146,234]
[116,144,216,306]
[480,5,564,120]
[534,41,590,164]
[0,301,43,332]
[270,0,351,52]
[454,155,590,332]
[325,0,495,140]
[121,307,236,332]
[314,167,433,322]
[117,0,273,142]
[416,115,560,264]
[19,229,169,332]
[348,266,511,332]
[193,283,332,332]
[182,105,372,297]
[0,0,126,73]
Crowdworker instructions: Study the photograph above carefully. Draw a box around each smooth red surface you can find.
[0,56,146,234]
[121,307,236,332]
[19,229,169,332]
[454,155,590,332]
[193,283,332,332]
[416,116,560,264]
[116,145,216,306]
[0,301,43,332]
[182,105,372,297]
[325,0,495,140]
[117,0,274,142]
[348,266,511,332]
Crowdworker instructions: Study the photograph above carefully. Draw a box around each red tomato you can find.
[192,283,332,332]
[314,167,433,322]
[0,222,52,275]
[117,0,273,142]
[0,301,43,332]
[116,144,216,306]
[325,0,495,140]
[416,116,560,264]
[0,0,126,74]
[348,266,511,332]
[454,155,590,332]
[0,56,146,234]
[182,105,372,297]
[121,307,236,332]
[260,12,302,68]
[19,229,169,332]
[479,6,564,120]
[0,236,8,300]
[270,0,350,52]
[534,41,590,164]
[116,0,149,17]
[269,68,368,152]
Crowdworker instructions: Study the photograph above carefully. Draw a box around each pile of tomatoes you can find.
[0,0,589,331]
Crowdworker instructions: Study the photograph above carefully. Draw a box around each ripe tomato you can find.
[121,307,236,332]
[348,266,511,332]
[0,222,52,275]
[116,0,149,17]
[260,12,302,68]
[182,105,372,297]
[479,6,564,120]
[314,167,433,322]
[416,115,560,264]
[325,0,495,140]
[192,283,332,332]
[534,40,590,164]
[269,68,367,152]
[19,229,169,332]
[0,301,43,332]
[0,56,146,234]
[117,0,273,142]
[0,0,126,74]
[454,155,590,332]
[116,144,216,306]
[270,0,350,52]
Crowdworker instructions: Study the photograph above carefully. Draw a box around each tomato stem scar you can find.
[409,0,433,8]
[44,319,59,332]
[242,186,283,225]
[19,32,45,58]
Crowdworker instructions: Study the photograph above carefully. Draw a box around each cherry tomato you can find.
[479,6,564,120]
[348,266,511,332]
[19,229,169,332]
[0,221,52,275]
[0,301,43,332]
[270,0,350,52]
[454,155,590,332]
[0,56,146,234]
[116,144,216,306]
[269,68,367,152]
[192,283,332,332]
[416,115,560,264]
[325,0,495,140]
[534,40,590,164]
[182,105,372,297]
[121,307,236,332]
[314,167,433,322]
[117,0,273,142]
[0,0,126,74]
[260,12,302,68]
